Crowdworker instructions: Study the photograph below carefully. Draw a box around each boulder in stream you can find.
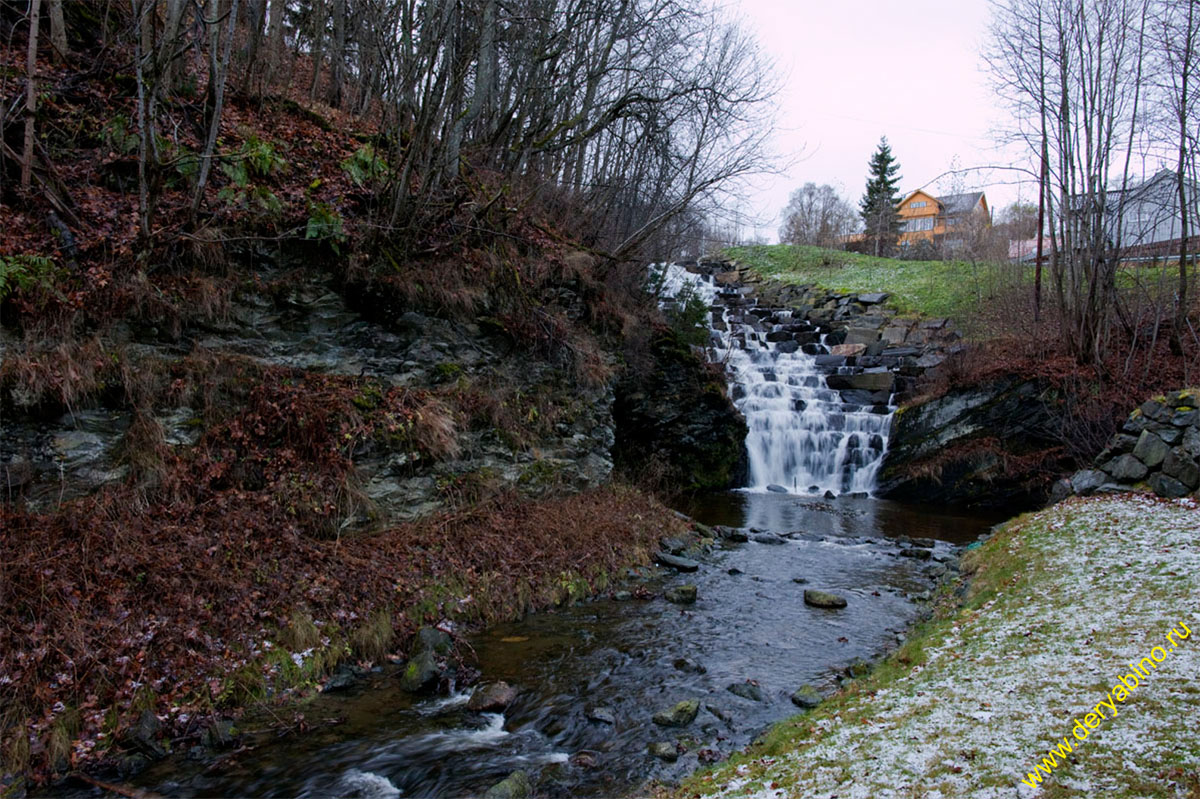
[803,589,848,609]
[467,681,518,712]
[652,699,700,727]
[665,584,698,604]
[790,684,823,709]
[726,681,766,702]
[483,770,531,799]
[655,552,700,572]
[586,706,616,724]
[648,741,679,761]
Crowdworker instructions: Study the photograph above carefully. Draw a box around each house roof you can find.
[936,192,984,214]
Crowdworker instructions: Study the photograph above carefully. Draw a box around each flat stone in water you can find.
[752,533,787,545]
[655,552,700,572]
[766,484,789,493]
[804,589,848,609]
[467,681,518,712]
[648,742,679,761]
[727,682,766,702]
[790,684,823,708]
[587,706,616,724]
[898,547,933,560]
[665,585,698,604]
[673,657,707,674]
[652,699,700,727]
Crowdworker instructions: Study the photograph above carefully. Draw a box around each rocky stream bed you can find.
[103,493,996,799]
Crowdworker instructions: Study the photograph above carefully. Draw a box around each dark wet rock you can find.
[803,589,847,609]
[201,719,236,749]
[586,706,616,724]
[655,552,700,572]
[660,536,690,555]
[652,699,700,727]
[399,649,440,692]
[899,547,933,560]
[705,703,733,724]
[1162,450,1199,489]
[665,585,698,604]
[483,770,531,799]
[322,664,364,693]
[877,378,1069,509]
[926,563,948,580]
[845,657,871,678]
[121,709,167,760]
[727,681,766,702]
[1070,469,1108,496]
[570,751,600,770]
[752,533,787,545]
[613,329,748,490]
[648,742,679,761]
[858,292,889,305]
[468,681,518,712]
[721,528,749,543]
[766,484,789,493]
[1132,431,1170,468]
[414,626,453,657]
[1149,473,1191,498]
[673,657,707,674]
[826,372,894,393]
[790,685,823,709]
[791,577,808,584]
[823,490,836,499]
[727,567,744,576]
[847,491,870,499]
[1106,454,1149,482]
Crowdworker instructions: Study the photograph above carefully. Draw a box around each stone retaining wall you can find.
[1061,389,1200,499]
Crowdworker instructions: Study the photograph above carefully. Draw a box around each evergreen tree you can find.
[859,137,903,256]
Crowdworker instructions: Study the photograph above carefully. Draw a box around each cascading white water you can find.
[658,264,893,496]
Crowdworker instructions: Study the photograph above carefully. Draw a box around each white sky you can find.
[731,0,1036,242]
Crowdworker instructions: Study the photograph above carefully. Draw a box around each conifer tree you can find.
[859,137,903,256]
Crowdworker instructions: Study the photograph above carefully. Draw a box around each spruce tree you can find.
[859,137,903,257]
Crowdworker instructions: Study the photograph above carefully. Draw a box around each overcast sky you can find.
[731,0,1036,242]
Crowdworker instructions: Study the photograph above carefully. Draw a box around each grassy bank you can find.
[723,244,1009,319]
[679,493,1200,798]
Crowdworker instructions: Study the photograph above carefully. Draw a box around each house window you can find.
[910,200,927,208]
[904,217,934,232]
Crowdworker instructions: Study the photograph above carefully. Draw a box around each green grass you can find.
[724,244,1021,320]
[677,494,1200,798]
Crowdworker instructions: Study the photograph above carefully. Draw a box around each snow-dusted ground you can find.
[686,494,1200,798]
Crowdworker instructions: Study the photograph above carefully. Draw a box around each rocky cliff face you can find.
[2,260,746,518]
[613,330,748,490]
[874,378,1071,509]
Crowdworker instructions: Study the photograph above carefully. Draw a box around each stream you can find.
[127,493,998,798]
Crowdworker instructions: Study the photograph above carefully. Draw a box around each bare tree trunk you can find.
[1170,0,1195,356]
[21,0,42,192]
[193,0,241,217]
[241,0,267,94]
[46,0,66,62]
[327,0,346,107]
[266,0,286,89]
[309,0,325,101]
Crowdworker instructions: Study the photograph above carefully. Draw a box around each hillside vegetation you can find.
[723,244,1007,320]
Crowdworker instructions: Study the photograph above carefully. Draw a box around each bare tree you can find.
[779,183,858,248]
[21,0,41,192]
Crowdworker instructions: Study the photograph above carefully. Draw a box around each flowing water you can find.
[658,264,893,496]
[100,265,1000,798]
[124,495,999,799]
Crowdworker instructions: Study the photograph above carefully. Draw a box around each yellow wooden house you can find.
[897,190,990,245]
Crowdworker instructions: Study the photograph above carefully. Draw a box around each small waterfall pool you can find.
[657,264,893,496]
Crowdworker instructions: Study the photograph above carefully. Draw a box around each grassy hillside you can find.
[724,244,1022,320]
[679,493,1200,798]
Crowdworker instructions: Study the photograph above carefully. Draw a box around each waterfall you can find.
[657,264,893,496]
